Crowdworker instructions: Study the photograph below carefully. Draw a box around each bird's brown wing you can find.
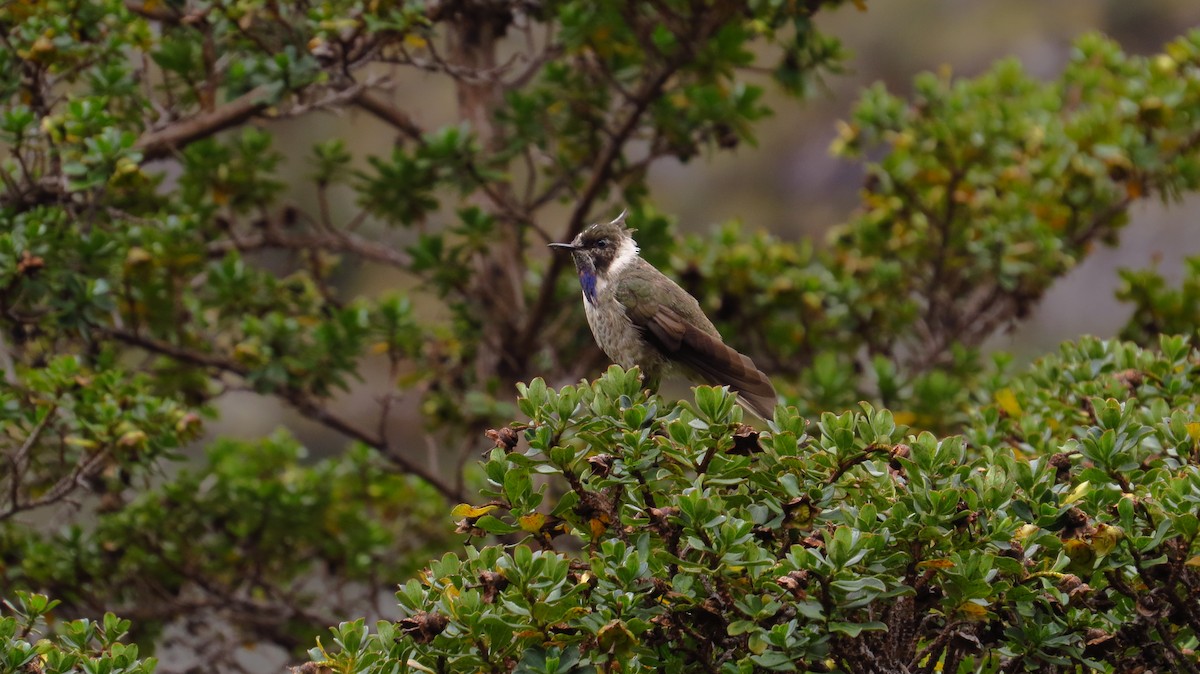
[617,287,778,421]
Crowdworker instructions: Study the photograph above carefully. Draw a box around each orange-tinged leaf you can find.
[589,517,609,539]
[1185,555,1200,568]
[518,512,545,533]
[917,559,955,570]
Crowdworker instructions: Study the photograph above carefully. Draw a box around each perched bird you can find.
[550,212,778,421]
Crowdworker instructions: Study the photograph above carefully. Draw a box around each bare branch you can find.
[104,327,250,375]
[135,84,278,161]
[1,443,112,522]
[207,227,412,269]
[354,90,424,142]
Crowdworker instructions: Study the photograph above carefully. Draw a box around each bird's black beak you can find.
[548,242,579,251]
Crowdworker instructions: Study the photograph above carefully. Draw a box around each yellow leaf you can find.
[917,559,955,570]
[1014,524,1040,543]
[1064,539,1096,568]
[1185,422,1200,442]
[404,33,427,50]
[956,601,988,621]
[451,503,498,519]
[1185,555,1200,568]
[31,35,54,55]
[1091,524,1123,557]
[370,341,391,355]
[124,246,153,268]
[518,512,545,533]
[65,435,98,449]
[892,411,917,427]
[1062,481,1090,506]
[117,430,147,448]
[995,388,1022,418]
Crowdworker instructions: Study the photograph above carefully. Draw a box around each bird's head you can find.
[548,211,639,284]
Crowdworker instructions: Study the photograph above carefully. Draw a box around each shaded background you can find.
[213,0,1200,447]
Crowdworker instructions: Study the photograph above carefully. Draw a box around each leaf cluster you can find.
[2,592,153,674]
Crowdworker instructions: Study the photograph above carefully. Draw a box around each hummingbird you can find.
[549,212,778,421]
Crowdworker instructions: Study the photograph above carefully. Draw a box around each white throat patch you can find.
[607,238,639,278]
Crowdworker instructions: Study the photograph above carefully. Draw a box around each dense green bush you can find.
[310,336,1200,673]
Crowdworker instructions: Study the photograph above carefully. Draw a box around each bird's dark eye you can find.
[595,239,608,249]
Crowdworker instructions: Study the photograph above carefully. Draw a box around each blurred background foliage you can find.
[2,0,1200,671]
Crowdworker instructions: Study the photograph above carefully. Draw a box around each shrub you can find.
[313,336,1200,673]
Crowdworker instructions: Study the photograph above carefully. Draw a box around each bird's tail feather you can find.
[639,308,778,421]
[680,328,778,422]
